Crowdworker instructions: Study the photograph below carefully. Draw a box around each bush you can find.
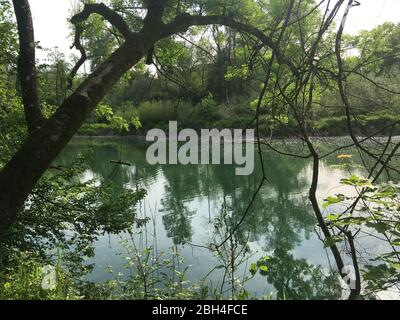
[78,123,114,136]
[315,116,350,136]
[315,113,400,136]
[137,100,177,127]
[0,251,80,300]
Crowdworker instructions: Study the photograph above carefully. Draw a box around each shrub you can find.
[0,251,80,300]
[137,100,177,127]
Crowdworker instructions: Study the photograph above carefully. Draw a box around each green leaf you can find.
[390,238,400,246]
[366,221,391,234]
[327,213,340,221]
[323,236,343,248]
[323,195,345,208]
[259,265,268,272]
[259,256,270,262]
[340,175,374,188]
[249,263,257,276]
[390,263,400,270]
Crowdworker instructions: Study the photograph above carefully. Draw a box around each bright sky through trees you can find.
[28,0,400,61]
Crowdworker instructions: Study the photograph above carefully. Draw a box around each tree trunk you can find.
[0,35,151,237]
[0,3,287,238]
[12,0,44,132]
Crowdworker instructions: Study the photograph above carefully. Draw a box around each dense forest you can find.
[1,0,400,301]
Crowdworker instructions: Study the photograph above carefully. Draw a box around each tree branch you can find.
[67,24,87,89]
[162,14,298,75]
[144,0,168,24]
[68,2,132,88]
[70,2,132,38]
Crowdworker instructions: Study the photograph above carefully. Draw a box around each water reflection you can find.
[265,246,342,300]
[56,137,367,298]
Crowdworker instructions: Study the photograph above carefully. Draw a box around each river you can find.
[55,136,396,299]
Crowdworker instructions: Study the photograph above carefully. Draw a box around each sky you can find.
[28,0,400,61]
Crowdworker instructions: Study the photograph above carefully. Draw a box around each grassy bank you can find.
[78,99,400,137]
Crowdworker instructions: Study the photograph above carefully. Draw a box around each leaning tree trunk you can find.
[0,0,296,240]
[1,0,359,300]
[0,36,151,237]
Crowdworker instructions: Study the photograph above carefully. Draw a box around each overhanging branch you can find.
[144,0,168,24]
[70,3,132,38]
[68,2,132,88]
[162,14,299,75]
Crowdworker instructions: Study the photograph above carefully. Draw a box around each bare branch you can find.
[67,24,87,89]
[70,3,132,38]
[163,14,299,75]
[68,2,133,88]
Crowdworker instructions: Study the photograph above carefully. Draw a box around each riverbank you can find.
[74,133,400,142]
[78,113,400,138]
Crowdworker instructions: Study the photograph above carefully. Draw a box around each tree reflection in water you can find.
[57,138,344,298]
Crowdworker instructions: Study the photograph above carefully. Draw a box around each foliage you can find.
[251,248,342,300]
[0,251,80,300]
[0,0,17,66]
[1,0,400,301]
[324,175,400,297]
